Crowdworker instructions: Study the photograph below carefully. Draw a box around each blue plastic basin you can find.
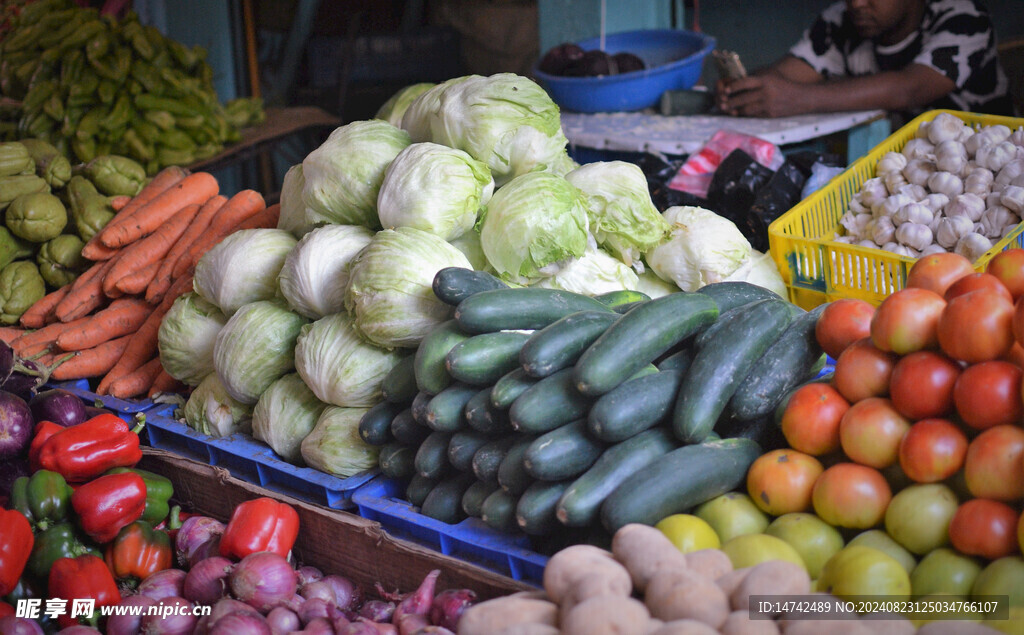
[534,29,716,113]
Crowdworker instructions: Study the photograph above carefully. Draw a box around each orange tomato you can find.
[938,289,1015,363]
[944,272,1013,303]
[898,419,969,484]
[780,383,850,456]
[832,338,898,403]
[985,247,1024,300]
[906,251,975,297]
[811,463,892,530]
[747,449,824,516]
[964,425,1024,502]
[815,298,876,360]
[838,397,910,469]
[948,499,1020,560]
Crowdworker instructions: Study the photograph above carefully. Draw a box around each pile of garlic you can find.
[835,112,1024,262]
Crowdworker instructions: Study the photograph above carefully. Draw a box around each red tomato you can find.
[899,419,969,483]
[832,337,898,403]
[1014,296,1024,350]
[938,289,1015,363]
[781,383,850,456]
[948,499,1020,560]
[815,299,876,360]
[953,361,1023,430]
[811,463,892,529]
[906,252,975,297]
[1001,342,1024,369]
[871,288,946,355]
[889,351,961,420]
[944,272,1013,303]
[746,449,824,516]
[839,397,911,469]
[986,248,1024,300]
[964,425,1024,502]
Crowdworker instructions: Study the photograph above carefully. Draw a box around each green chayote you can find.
[37,234,87,288]
[18,138,71,189]
[0,227,35,271]
[0,260,45,325]
[66,176,115,242]
[5,192,68,242]
[83,154,146,196]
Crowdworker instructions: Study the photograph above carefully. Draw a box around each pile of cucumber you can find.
[358,267,828,543]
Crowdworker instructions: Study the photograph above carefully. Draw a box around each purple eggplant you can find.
[29,389,87,428]
[0,340,14,385]
[2,353,72,401]
[0,391,34,459]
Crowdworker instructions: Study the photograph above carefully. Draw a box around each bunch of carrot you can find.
[1,165,280,399]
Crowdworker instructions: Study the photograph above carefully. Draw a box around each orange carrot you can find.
[0,326,25,344]
[53,298,154,352]
[107,357,163,399]
[102,202,201,296]
[100,172,219,249]
[96,275,193,395]
[87,166,188,251]
[148,368,184,398]
[80,240,120,262]
[171,189,265,280]
[20,286,70,328]
[50,334,133,381]
[235,202,281,230]
[110,195,131,211]
[114,261,161,296]
[54,258,117,323]
[146,194,227,304]
[11,316,90,358]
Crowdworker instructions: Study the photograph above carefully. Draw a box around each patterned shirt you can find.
[789,0,1012,115]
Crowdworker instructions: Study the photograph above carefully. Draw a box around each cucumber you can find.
[464,387,514,435]
[593,289,650,309]
[462,480,500,518]
[447,430,495,472]
[716,412,787,452]
[390,408,431,446]
[673,299,794,444]
[432,267,507,306]
[490,367,539,410]
[613,300,648,314]
[588,369,683,442]
[656,347,694,373]
[481,489,519,532]
[410,391,432,426]
[691,304,749,352]
[696,280,782,313]
[379,443,416,480]
[381,354,418,404]
[414,431,454,480]
[496,435,538,496]
[446,331,532,385]
[727,304,827,421]
[454,288,613,334]
[414,320,470,395]
[519,310,619,378]
[599,438,762,532]
[523,419,605,482]
[516,479,572,536]
[471,435,518,484]
[406,474,439,507]
[422,383,478,432]
[358,400,404,446]
[557,427,678,527]
[420,472,476,524]
[509,367,591,434]
[573,292,719,397]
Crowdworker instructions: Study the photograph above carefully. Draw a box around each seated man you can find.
[717,0,1013,118]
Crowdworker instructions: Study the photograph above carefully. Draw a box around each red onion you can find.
[209,598,262,624]
[428,589,476,630]
[229,551,298,613]
[357,600,395,623]
[175,516,225,567]
[184,556,233,605]
[300,581,337,605]
[286,594,305,612]
[330,608,351,633]
[417,628,455,635]
[395,613,429,635]
[301,617,335,635]
[266,606,301,634]
[298,598,333,625]
[296,565,323,586]
[54,627,101,634]
[0,617,44,635]
[392,570,440,627]
[189,535,224,569]
[106,594,157,635]
[339,622,381,635]
[137,568,187,602]
[208,612,272,635]
[193,615,211,635]
[321,575,359,610]
[139,596,196,635]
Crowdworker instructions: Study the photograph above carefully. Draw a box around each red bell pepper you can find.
[0,601,13,617]
[27,420,63,472]
[70,472,146,544]
[219,497,299,560]
[35,413,143,482]
[49,554,120,628]
[104,521,173,585]
[0,509,33,596]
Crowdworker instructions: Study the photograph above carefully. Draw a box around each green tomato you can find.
[884,483,958,555]
[972,557,1024,610]
[720,533,806,571]
[910,548,982,599]
[847,529,917,574]
[817,545,911,600]
[766,513,845,580]
[694,492,769,544]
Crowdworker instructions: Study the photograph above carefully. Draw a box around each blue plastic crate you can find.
[47,379,160,414]
[143,410,376,510]
[351,477,548,585]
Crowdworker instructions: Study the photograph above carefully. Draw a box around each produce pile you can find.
[836,112,1024,261]
[356,267,826,547]
[0,0,264,172]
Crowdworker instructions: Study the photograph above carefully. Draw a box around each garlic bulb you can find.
[893,202,934,226]
[916,120,932,140]
[857,239,877,249]
[987,191,1003,208]
[922,193,950,214]
[919,243,948,256]
[999,185,1024,214]
[871,216,896,245]
[935,140,969,174]
[927,171,964,198]
[964,167,994,196]
[902,138,935,161]
[1011,127,1024,147]
[833,235,856,244]
[995,159,1024,190]
[875,193,915,219]
[980,205,1018,238]
[936,215,975,249]
[885,242,917,257]
[840,211,873,238]
[883,170,909,194]
[896,183,928,201]
[955,232,993,262]
[958,124,975,143]
[903,159,937,187]
[895,222,934,251]
[849,195,870,214]
[928,112,967,144]
[876,152,908,177]
[859,177,889,208]
[945,193,987,221]
[928,214,943,234]
[976,141,1018,172]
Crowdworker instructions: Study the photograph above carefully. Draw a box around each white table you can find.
[560,109,888,161]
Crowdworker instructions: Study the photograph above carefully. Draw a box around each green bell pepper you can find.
[104,467,173,525]
[25,522,100,586]
[10,470,74,531]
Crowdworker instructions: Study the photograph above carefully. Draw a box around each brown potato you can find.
[456,597,558,635]
[684,548,734,581]
[644,568,729,628]
[494,625,560,635]
[858,612,916,635]
[720,610,781,635]
[782,619,871,635]
[916,622,1004,635]
[542,545,631,604]
[646,569,702,612]
[650,619,721,635]
[561,594,652,635]
[731,561,811,612]
[716,567,753,598]
[612,523,690,591]
[645,619,665,634]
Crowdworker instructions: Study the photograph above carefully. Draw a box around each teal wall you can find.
[539,0,685,53]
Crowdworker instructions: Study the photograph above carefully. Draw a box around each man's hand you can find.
[716,74,812,118]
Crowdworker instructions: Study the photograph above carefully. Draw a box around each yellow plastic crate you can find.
[768,109,1024,309]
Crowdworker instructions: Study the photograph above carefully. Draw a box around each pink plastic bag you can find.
[668,129,785,198]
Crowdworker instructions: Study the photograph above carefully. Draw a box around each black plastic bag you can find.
[706,148,775,245]
[747,160,809,251]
